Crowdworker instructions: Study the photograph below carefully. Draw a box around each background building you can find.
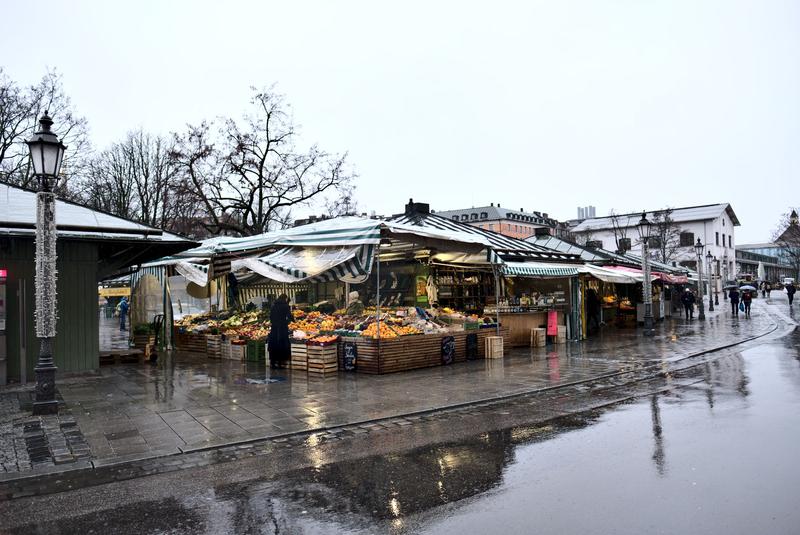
[571,204,739,276]
[432,204,569,239]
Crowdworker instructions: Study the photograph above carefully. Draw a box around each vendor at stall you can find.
[345,291,365,316]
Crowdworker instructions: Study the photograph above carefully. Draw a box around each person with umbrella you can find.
[680,288,696,320]
[742,289,753,317]
[728,286,740,316]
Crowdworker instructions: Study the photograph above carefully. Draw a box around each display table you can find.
[337,327,509,374]
[500,311,564,347]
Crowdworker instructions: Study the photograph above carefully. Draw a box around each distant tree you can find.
[171,86,355,236]
[609,209,630,253]
[772,209,800,280]
[649,208,683,264]
[0,68,90,193]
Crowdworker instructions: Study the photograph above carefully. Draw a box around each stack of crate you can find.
[290,341,308,370]
[531,328,546,347]
[306,344,338,375]
[206,334,222,358]
[229,341,246,361]
[556,325,568,344]
[485,336,504,359]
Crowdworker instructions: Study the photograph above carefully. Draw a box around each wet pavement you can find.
[0,294,797,533]
[0,295,787,479]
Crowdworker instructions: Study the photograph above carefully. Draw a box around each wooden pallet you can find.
[99,349,145,366]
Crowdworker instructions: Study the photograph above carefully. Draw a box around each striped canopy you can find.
[503,261,579,278]
[231,244,376,284]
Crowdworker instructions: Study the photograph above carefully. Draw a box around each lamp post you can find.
[638,212,654,335]
[722,253,728,301]
[26,113,66,415]
[706,250,714,311]
[713,256,720,306]
[694,238,706,320]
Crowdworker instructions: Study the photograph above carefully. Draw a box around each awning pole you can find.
[493,265,501,336]
[376,244,381,340]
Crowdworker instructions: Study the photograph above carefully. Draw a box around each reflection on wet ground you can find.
[9,313,797,534]
[61,301,777,463]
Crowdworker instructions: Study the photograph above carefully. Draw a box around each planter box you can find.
[132,334,155,350]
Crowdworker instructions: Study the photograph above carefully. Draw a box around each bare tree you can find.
[772,209,800,280]
[171,87,355,236]
[0,69,90,193]
[609,209,630,253]
[649,208,683,264]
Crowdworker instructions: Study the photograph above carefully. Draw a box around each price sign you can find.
[343,341,357,371]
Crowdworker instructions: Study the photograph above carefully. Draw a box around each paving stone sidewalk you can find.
[0,296,789,481]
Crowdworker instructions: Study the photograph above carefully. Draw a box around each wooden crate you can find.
[132,334,155,351]
[531,328,546,347]
[174,331,208,354]
[206,334,222,359]
[556,325,567,344]
[307,344,338,375]
[229,343,246,361]
[290,342,307,371]
[485,336,504,358]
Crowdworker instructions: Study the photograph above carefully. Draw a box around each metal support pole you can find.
[642,240,654,335]
[33,191,58,415]
[714,261,720,306]
[697,254,706,320]
[723,261,728,301]
[493,265,501,336]
[376,244,381,340]
[707,260,714,312]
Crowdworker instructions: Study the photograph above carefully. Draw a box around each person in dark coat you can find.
[785,282,796,306]
[680,289,695,319]
[586,288,601,333]
[729,287,740,316]
[268,294,292,369]
[742,290,753,317]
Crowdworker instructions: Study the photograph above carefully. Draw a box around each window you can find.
[452,216,459,221]
[716,232,719,246]
[480,212,488,219]
[461,215,468,221]
[470,213,478,220]
[586,240,604,249]
[679,232,695,247]
[722,219,725,227]
[722,234,726,248]
[618,237,632,252]
[729,235,733,248]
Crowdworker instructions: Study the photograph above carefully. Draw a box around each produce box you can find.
[306,344,338,375]
[485,336,504,359]
[229,342,246,361]
[206,334,222,359]
[464,322,480,331]
[290,341,307,371]
[246,340,266,362]
[221,339,231,359]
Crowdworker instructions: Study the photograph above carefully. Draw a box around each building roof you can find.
[737,242,779,250]
[0,181,191,243]
[432,205,559,227]
[571,204,740,233]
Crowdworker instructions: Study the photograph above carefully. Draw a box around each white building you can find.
[571,204,740,278]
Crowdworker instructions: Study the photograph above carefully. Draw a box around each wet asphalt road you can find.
[2,303,799,534]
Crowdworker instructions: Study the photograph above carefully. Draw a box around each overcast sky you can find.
[3,0,798,243]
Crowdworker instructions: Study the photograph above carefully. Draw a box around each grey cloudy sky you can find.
[3,0,798,243]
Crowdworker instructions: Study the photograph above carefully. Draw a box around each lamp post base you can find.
[643,315,655,336]
[33,364,58,415]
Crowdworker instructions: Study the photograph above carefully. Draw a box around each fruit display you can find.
[309,334,339,345]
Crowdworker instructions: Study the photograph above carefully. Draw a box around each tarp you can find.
[174,261,211,286]
[231,244,375,284]
[579,264,641,284]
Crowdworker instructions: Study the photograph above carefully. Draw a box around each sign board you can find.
[99,287,131,298]
[547,310,558,337]
[343,342,358,371]
[441,336,455,365]
[465,333,478,360]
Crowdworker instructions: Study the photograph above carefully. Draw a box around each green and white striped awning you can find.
[502,262,579,278]
[231,244,376,284]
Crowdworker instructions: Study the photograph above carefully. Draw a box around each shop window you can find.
[679,232,694,247]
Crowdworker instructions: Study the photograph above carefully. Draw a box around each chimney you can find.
[543,213,548,218]
[405,198,430,215]
[490,202,494,207]
[520,208,524,212]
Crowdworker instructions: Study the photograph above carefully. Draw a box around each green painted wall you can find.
[1,238,99,382]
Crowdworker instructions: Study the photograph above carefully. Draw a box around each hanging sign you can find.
[441,336,455,365]
[343,341,358,371]
[547,310,558,337]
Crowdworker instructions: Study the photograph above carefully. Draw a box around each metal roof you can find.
[389,212,581,262]
[572,204,740,233]
[432,205,558,226]
[0,182,191,243]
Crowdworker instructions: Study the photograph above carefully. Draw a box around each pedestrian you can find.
[787,282,796,306]
[586,288,602,333]
[118,297,129,331]
[742,290,753,317]
[681,289,695,319]
[766,282,772,298]
[761,282,766,299]
[729,287,740,316]
[267,294,292,369]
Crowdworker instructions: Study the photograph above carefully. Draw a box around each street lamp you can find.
[26,112,66,415]
[694,238,706,320]
[713,256,720,306]
[722,252,728,301]
[706,250,714,311]
[638,212,654,335]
